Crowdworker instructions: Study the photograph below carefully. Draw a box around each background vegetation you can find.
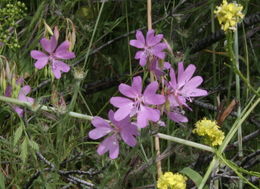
[0,0,259,188]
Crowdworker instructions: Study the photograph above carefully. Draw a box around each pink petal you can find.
[143,82,165,105]
[54,41,75,59]
[14,106,24,117]
[136,105,160,128]
[132,76,142,95]
[119,84,138,98]
[114,104,133,121]
[134,51,147,66]
[34,58,49,69]
[178,64,196,88]
[110,97,133,108]
[130,39,145,49]
[169,68,177,88]
[139,56,147,66]
[167,112,188,122]
[185,89,208,97]
[135,30,145,46]
[97,135,119,159]
[146,30,163,47]
[144,94,165,105]
[40,36,57,53]
[177,62,184,83]
[18,85,31,98]
[51,60,70,79]
[151,43,167,59]
[91,116,111,128]
[135,51,145,59]
[120,125,138,147]
[30,50,48,59]
[18,86,34,103]
[181,76,203,91]
[144,81,159,96]
[88,127,112,140]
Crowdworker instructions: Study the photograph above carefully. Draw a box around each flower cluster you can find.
[157,172,187,189]
[193,118,225,146]
[89,30,208,159]
[2,27,75,118]
[214,0,244,31]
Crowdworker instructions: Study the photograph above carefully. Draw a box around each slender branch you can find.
[157,133,215,153]
[0,95,94,121]
[35,152,94,188]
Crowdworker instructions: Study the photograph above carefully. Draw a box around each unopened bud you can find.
[73,68,87,80]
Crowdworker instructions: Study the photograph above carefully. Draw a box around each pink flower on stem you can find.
[166,62,208,109]
[89,110,139,159]
[130,30,167,66]
[5,84,34,117]
[30,32,75,79]
[110,76,165,128]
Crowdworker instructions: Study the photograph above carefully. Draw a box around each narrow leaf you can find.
[180,167,204,188]
[14,126,23,146]
[20,138,28,163]
[0,172,5,189]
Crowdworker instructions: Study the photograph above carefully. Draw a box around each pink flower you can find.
[110,76,165,128]
[89,110,139,159]
[166,62,208,108]
[5,84,34,117]
[30,32,75,79]
[130,30,167,66]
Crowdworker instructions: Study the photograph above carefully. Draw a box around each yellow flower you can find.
[193,118,225,146]
[157,172,187,189]
[214,0,244,31]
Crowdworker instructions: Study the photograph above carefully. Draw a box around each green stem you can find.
[198,157,218,189]
[233,28,243,189]
[226,32,260,98]
[232,29,243,158]
[0,95,94,121]
[83,1,106,69]
[157,133,215,153]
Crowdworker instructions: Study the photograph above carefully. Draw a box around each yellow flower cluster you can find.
[193,119,225,146]
[214,0,244,31]
[157,172,187,189]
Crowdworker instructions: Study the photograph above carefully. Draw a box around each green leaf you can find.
[29,140,39,151]
[13,126,23,146]
[20,138,28,163]
[180,167,204,188]
[0,172,5,189]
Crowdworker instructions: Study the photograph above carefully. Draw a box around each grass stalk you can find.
[156,133,215,153]
[83,0,106,69]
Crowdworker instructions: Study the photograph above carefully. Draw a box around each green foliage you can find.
[0,1,27,49]
[0,0,259,188]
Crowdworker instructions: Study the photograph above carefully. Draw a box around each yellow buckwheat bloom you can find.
[214,0,244,31]
[157,172,187,189]
[193,118,225,146]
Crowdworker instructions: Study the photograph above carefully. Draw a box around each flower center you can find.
[144,47,152,57]
[131,95,144,116]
